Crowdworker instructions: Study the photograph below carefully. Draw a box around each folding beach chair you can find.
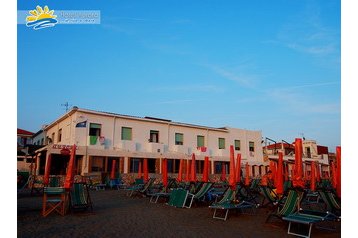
[42,187,67,217]
[69,182,93,212]
[149,178,177,203]
[184,182,213,208]
[166,188,189,208]
[208,187,258,221]
[126,178,155,197]
[259,185,280,208]
[265,188,303,223]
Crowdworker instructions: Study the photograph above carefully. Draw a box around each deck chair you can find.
[69,183,93,212]
[109,178,125,190]
[265,189,303,223]
[208,187,258,221]
[259,185,280,207]
[42,187,67,217]
[17,172,31,194]
[30,175,44,196]
[149,178,177,203]
[184,182,214,208]
[318,190,341,217]
[166,188,189,208]
[126,178,155,197]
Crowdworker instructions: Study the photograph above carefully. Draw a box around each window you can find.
[91,156,105,172]
[175,133,184,145]
[51,132,55,144]
[218,138,225,149]
[89,123,101,145]
[197,135,205,147]
[130,158,141,173]
[149,130,159,143]
[249,141,255,152]
[41,138,44,145]
[58,129,62,142]
[121,127,132,140]
[234,140,241,150]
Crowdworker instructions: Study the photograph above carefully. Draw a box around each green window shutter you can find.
[249,141,255,151]
[175,133,183,143]
[90,123,101,129]
[219,138,225,149]
[197,136,205,147]
[90,136,98,145]
[121,127,132,140]
[235,140,240,150]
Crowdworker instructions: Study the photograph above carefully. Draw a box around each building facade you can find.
[34,107,264,178]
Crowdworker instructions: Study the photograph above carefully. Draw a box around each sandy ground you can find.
[17,189,341,238]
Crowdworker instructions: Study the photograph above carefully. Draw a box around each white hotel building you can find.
[34,107,264,179]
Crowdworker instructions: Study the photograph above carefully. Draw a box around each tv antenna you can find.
[61,102,72,112]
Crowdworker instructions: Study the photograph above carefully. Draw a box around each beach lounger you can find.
[208,187,257,221]
[126,178,155,197]
[166,188,189,208]
[184,182,213,208]
[69,182,93,213]
[265,189,303,223]
[259,185,279,207]
[149,178,177,203]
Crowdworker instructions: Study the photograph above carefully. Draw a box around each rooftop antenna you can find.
[61,102,72,112]
[299,132,305,140]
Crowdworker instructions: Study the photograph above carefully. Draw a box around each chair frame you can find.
[42,187,67,217]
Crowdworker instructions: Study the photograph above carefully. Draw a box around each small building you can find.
[33,107,264,180]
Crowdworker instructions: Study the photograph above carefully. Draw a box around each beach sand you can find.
[17,189,340,238]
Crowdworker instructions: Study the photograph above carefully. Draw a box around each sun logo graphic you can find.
[26,6,58,30]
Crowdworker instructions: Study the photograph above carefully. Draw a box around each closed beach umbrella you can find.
[229,145,236,190]
[269,160,276,183]
[202,156,209,182]
[244,162,250,186]
[293,138,304,188]
[185,159,190,182]
[138,160,142,179]
[316,163,321,182]
[43,153,52,186]
[276,152,284,195]
[336,146,341,197]
[310,161,316,192]
[221,162,226,181]
[143,158,149,182]
[177,159,183,182]
[64,144,76,190]
[236,153,241,183]
[110,160,116,180]
[162,158,168,186]
[190,153,197,182]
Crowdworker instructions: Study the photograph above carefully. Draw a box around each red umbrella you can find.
[236,153,242,183]
[310,161,316,192]
[185,159,190,182]
[284,163,289,182]
[336,146,341,198]
[143,158,149,182]
[177,159,183,182]
[162,158,168,186]
[276,152,284,195]
[229,145,236,190]
[269,160,276,183]
[43,153,52,186]
[221,162,226,181]
[137,160,142,179]
[64,144,76,190]
[293,138,304,188]
[244,162,250,186]
[202,156,209,182]
[190,153,197,182]
[316,163,321,182]
[110,160,116,180]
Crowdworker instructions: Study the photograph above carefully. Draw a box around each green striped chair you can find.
[184,182,214,208]
[166,188,189,208]
[265,189,303,223]
[260,186,279,207]
[69,183,93,212]
[208,187,257,221]
[318,190,341,216]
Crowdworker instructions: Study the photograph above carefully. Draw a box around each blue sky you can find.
[17,0,341,151]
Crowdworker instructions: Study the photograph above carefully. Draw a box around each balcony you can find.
[195,146,209,156]
[216,149,229,157]
[146,142,165,153]
[115,140,136,152]
[171,144,189,154]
